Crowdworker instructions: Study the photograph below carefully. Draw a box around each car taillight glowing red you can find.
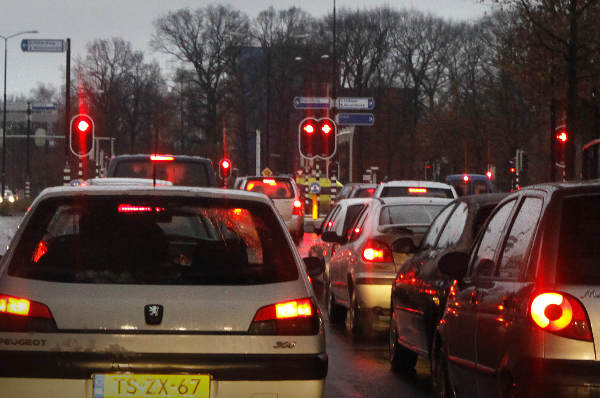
[249,298,319,335]
[150,154,174,161]
[263,178,277,186]
[293,200,303,215]
[530,292,592,341]
[362,239,393,262]
[0,294,52,319]
[408,187,428,194]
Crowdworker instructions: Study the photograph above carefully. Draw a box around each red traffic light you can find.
[303,123,315,135]
[486,171,493,179]
[76,119,90,133]
[321,121,333,135]
[219,158,231,179]
[510,167,516,174]
[556,131,568,143]
[462,174,470,182]
[69,114,94,157]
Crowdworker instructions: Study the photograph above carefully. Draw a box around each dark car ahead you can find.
[432,182,600,398]
[389,193,506,372]
[106,154,217,187]
[331,183,377,206]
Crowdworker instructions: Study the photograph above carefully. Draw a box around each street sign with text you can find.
[32,103,57,111]
[293,97,331,109]
[21,39,65,53]
[336,113,375,126]
[336,97,375,110]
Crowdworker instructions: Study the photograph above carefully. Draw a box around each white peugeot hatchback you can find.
[0,185,326,398]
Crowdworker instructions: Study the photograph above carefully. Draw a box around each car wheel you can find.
[327,283,346,325]
[389,314,417,372]
[347,289,371,338]
[431,338,455,398]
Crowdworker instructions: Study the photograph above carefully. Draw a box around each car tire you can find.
[431,338,455,398]
[327,283,346,325]
[347,289,371,338]
[389,314,418,372]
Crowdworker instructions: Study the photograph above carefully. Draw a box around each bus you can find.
[445,174,494,196]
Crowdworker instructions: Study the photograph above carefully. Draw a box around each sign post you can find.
[335,113,375,126]
[21,39,65,53]
[336,97,375,110]
[293,97,331,109]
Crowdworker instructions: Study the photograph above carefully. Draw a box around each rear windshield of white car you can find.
[379,204,445,225]
[380,187,454,199]
[112,160,212,187]
[8,196,298,285]
[244,178,294,199]
[556,195,600,285]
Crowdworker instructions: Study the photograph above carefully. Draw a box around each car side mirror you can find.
[303,256,325,277]
[321,230,345,244]
[438,251,469,281]
[392,238,417,254]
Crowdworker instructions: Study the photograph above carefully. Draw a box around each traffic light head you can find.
[69,114,94,157]
[219,158,231,179]
[556,130,568,143]
[298,117,337,159]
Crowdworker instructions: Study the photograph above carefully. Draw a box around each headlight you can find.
[8,196,14,203]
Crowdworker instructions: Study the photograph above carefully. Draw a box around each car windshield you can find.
[379,204,445,225]
[8,196,298,285]
[111,160,211,187]
[244,178,294,199]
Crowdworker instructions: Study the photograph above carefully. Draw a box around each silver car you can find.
[324,196,451,337]
[0,185,326,398]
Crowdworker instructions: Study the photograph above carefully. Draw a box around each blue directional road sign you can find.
[336,113,375,126]
[32,103,57,111]
[336,97,375,111]
[293,97,331,109]
[21,39,65,53]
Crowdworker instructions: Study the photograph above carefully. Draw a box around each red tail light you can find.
[530,292,592,341]
[293,200,303,215]
[249,298,320,335]
[362,239,393,262]
[0,294,56,332]
[408,187,428,194]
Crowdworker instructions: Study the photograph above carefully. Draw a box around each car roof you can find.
[452,192,508,205]
[335,197,381,207]
[378,180,454,189]
[33,185,273,205]
[381,196,453,206]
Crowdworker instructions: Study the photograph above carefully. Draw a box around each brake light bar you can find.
[263,179,277,186]
[118,204,153,213]
[408,187,428,194]
[0,294,52,319]
[150,155,174,161]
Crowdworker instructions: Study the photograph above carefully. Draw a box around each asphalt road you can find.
[298,232,434,398]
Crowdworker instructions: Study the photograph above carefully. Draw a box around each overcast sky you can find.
[0,0,491,99]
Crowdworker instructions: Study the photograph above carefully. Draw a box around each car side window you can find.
[347,206,369,242]
[343,204,367,235]
[436,202,468,249]
[421,204,456,249]
[471,200,516,278]
[496,197,543,279]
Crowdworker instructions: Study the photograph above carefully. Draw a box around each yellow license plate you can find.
[93,374,210,398]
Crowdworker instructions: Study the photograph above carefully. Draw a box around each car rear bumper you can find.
[513,358,600,398]
[285,216,304,234]
[0,351,328,381]
[0,377,325,398]
[355,280,394,310]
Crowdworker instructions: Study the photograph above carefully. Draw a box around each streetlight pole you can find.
[1,29,38,199]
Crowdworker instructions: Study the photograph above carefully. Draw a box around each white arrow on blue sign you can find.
[336,97,375,110]
[293,97,331,109]
[309,182,322,194]
[21,39,65,53]
[336,113,375,126]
